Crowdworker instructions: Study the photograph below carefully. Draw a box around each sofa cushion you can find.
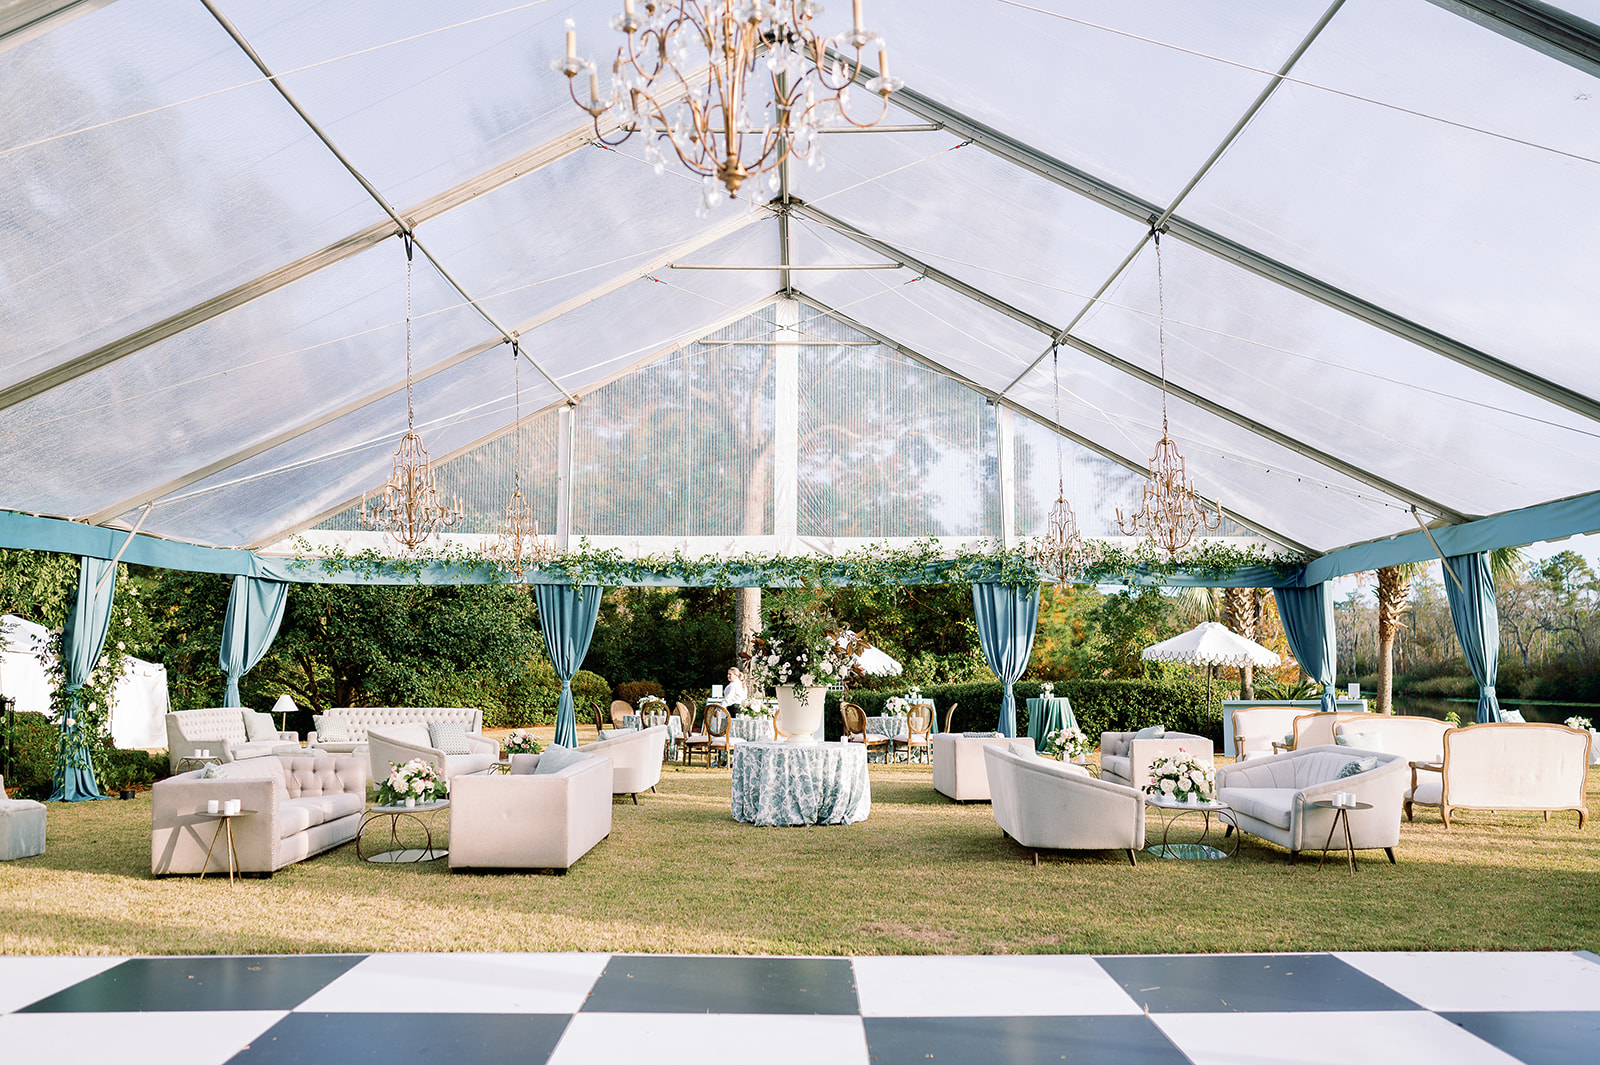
[243,711,279,743]
[314,715,350,742]
[1101,754,1131,781]
[1219,787,1297,830]
[428,721,472,755]
[1336,729,1386,751]
[230,741,285,761]
[384,722,433,748]
[1134,725,1165,740]
[1007,740,1037,758]
[443,752,496,778]
[277,796,329,838]
[1409,778,1443,805]
[533,745,589,776]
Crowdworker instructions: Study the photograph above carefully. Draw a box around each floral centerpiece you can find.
[1565,715,1593,731]
[740,699,775,718]
[737,599,867,692]
[638,694,668,714]
[884,696,909,716]
[1145,751,1215,804]
[1044,725,1089,761]
[502,730,542,757]
[374,758,448,807]
[1039,681,1055,698]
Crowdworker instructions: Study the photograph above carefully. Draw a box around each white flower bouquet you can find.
[375,758,448,807]
[502,730,542,757]
[1565,715,1593,731]
[638,694,668,711]
[884,696,909,716]
[1044,726,1089,760]
[1145,751,1215,804]
[1039,682,1055,697]
[737,599,866,692]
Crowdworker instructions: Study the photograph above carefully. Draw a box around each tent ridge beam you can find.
[793,204,1468,524]
[1427,0,1600,79]
[885,84,1600,426]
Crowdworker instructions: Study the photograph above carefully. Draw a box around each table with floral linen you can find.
[729,741,871,826]
[620,713,682,760]
[730,716,776,743]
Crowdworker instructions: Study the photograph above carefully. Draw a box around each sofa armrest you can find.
[367,729,445,782]
[465,733,500,757]
[150,773,281,874]
[275,730,300,743]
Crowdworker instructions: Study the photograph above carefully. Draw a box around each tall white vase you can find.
[776,685,827,744]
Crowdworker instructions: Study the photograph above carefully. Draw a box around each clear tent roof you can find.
[2,0,1598,575]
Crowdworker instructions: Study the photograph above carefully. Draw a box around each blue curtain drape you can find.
[50,556,117,801]
[218,576,289,707]
[535,583,603,747]
[971,582,1040,738]
[1273,583,1338,714]
[1443,552,1502,723]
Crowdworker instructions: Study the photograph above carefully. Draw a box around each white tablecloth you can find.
[729,741,871,826]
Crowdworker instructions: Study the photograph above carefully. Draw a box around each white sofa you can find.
[164,707,301,772]
[1215,745,1408,863]
[0,774,47,861]
[1230,706,1308,759]
[572,725,669,803]
[933,732,1010,801]
[150,753,367,876]
[983,745,1146,865]
[448,752,613,872]
[1287,711,1373,750]
[1406,722,1590,829]
[366,722,499,783]
[307,706,484,755]
[1334,715,1450,766]
[1099,731,1214,792]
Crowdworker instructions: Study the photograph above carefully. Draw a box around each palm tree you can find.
[1222,586,1256,699]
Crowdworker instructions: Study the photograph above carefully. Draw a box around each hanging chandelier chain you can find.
[403,231,416,431]
[1153,224,1169,439]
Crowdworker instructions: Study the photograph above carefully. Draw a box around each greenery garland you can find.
[287,536,1307,590]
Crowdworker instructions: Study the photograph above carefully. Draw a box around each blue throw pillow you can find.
[1336,755,1379,779]
[428,721,472,756]
[1133,725,1166,740]
[532,744,590,776]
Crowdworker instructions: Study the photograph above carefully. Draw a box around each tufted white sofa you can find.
[150,753,367,875]
[1406,722,1590,829]
[1099,731,1214,792]
[164,708,301,773]
[984,745,1146,865]
[307,706,484,754]
[1216,745,1407,863]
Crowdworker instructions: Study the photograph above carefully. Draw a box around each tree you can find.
[1374,563,1423,713]
[1074,587,1180,679]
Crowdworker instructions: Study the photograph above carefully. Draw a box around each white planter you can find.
[776,685,827,744]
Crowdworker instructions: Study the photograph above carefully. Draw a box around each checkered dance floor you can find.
[3,951,1598,1064]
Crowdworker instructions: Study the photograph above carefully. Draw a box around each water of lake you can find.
[1391,697,1595,725]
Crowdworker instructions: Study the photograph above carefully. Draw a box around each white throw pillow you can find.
[1133,725,1166,740]
[243,710,278,742]
[314,714,350,742]
[1337,730,1386,752]
[1007,740,1037,758]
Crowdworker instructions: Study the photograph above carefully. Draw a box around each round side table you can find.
[358,800,450,863]
[1309,799,1374,873]
[1144,796,1238,859]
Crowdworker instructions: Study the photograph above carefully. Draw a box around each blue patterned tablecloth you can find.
[730,716,776,742]
[729,741,871,826]
[620,714,682,758]
[867,715,908,741]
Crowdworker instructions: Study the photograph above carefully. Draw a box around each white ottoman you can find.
[0,793,47,860]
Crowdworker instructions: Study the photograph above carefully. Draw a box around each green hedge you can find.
[1,710,168,799]
[820,679,1226,744]
[482,668,611,729]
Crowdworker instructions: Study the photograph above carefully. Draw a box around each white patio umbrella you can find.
[1142,621,1280,703]
[852,644,903,677]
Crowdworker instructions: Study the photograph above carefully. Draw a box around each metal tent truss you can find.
[2,0,1599,580]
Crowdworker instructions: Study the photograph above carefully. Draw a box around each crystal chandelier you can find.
[489,342,559,578]
[1027,347,1096,583]
[556,1,904,207]
[360,234,463,552]
[1116,228,1223,555]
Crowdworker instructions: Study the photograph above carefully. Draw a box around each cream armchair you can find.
[570,725,669,803]
[1098,731,1213,791]
[932,732,1009,801]
[1406,722,1590,828]
[1215,745,1407,863]
[1231,706,1307,759]
[983,745,1146,865]
[448,752,613,871]
[366,723,499,783]
[1334,715,1450,765]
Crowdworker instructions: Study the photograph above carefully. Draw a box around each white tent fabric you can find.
[1,614,172,749]
[1141,621,1282,669]
[853,645,905,678]
[1,2,1598,572]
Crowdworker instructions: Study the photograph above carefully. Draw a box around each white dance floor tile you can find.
[295,952,610,1014]
[0,1009,287,1065]
[1152,1009,1527,1065]
[1333,951,1600,1013]
[548,1012,870,1065]
[0,956,125,1014]
[852,954,1142,1016]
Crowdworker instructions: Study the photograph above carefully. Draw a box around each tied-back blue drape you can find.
[1274,583,1338,714]
[535,583,603,748]
[1443,552,1502,723]
[972,582,1040,738]
[50,556,117,802]
[219,576,289,707]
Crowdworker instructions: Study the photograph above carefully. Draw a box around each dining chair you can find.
[703,704,732,768]
[680,701,710,766]
[943,702,960,734]
[608,699,632,728]
[904,703,934,763]
[841,703,891,763]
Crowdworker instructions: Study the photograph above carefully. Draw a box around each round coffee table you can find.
[1144,795,1238,859]
[357,800,449,862]
[196,807,256,883]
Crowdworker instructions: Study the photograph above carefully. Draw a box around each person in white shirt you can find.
[723,667,748,711]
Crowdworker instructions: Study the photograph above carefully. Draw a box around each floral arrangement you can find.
[1039,682,1055,697]
[502,730,542,756]
[374,758,448,807]
[737,598,866,692]
[739,699,775,718]
[1145,751,1215,804]
[884,696,909,716]
[638,694,668,712]
[1565,716,1593,731]
[906,685,923,703]
[1044,726,1090,760]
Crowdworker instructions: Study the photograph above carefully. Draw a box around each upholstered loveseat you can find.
[448,750,613,872]
[307,706,484,754]
[1215,745,1408,863]
[365,720,500,783]
[1334,715,1451,765]
[150,753,367,876]
[570,725,669,802]
[1098,730,1213,791]
[984,744,1146,865]
[1405,722,1590,828]
[933,732,1010,801]
[164,707,301,773]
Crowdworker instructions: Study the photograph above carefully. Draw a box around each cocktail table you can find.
[1144,795,1238,859]
[358,800,449,863]
[1309,799,1374,873]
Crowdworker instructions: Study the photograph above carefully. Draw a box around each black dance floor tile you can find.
[863,1015,1190,1065]
[581,955,858,1014]
[229,1012,571,1065]
[1094,953,1422,1013]
[1441,1011,1600,1065]
[19,955,367,1013]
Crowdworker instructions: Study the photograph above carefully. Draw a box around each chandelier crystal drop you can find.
[490,343,560,578]
[1116,228,1222,556]
[1027,347,1096,583]
[360,234,464,553]
[557,1,903,206]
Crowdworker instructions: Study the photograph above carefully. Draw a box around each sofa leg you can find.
[1288,850,1297,866]
[632,793,639,805]
[1385,847,1396,864]
[1032,851,1039,866]
[1223,824,1233,838]
[1127,849,1137,867]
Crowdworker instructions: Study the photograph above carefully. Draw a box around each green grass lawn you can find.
[4,756,1598,957]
